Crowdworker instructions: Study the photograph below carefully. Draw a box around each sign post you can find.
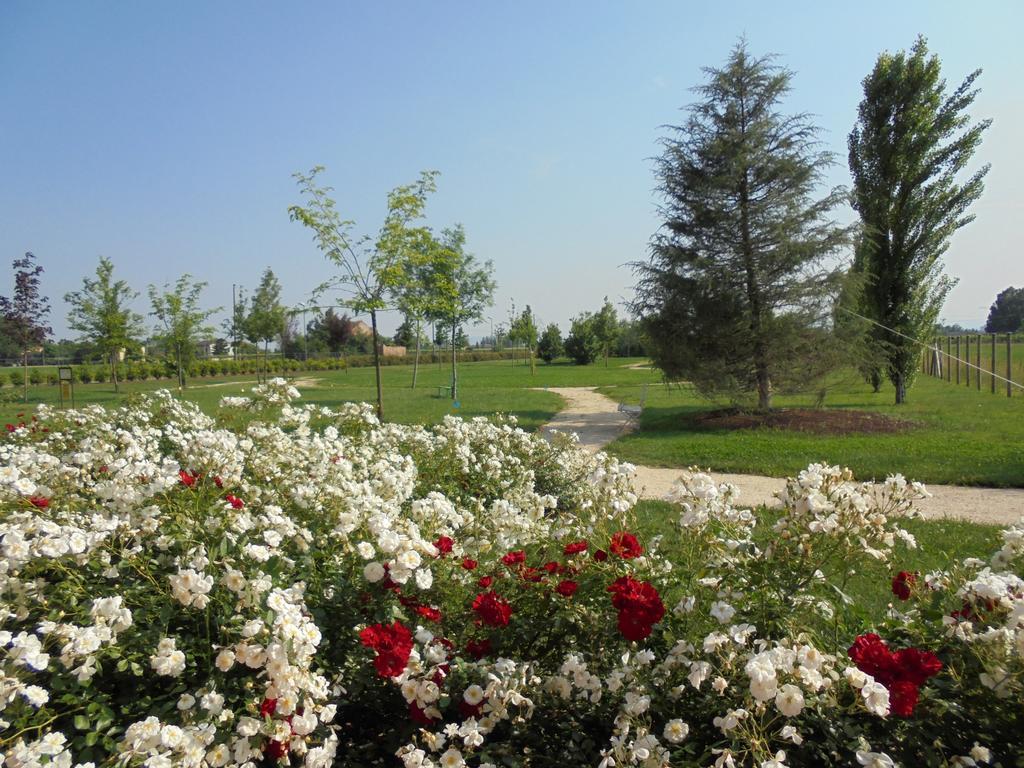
[58,366,74,409]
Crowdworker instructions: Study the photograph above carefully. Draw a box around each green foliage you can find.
[985,287,1024,333]
[64,256,144,393]
[537,323,564,363]
[147,275,219,388]
[849,36,990,404]
[0,252,52,400]
[565,313,601,365]
[633,42,849,410]
[592,297,619,366]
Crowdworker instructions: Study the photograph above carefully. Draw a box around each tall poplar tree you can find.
[245,268,286,383]
[633,42,849,410]
[849,37,990,404]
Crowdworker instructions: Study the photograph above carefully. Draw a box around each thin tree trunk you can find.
[739,168,771,411]
[371,309,384,421]
[412,318,421,389]
[894,372,906,404]
[111,353,119,394]
[22,350,28,403]
[451,320,458,401]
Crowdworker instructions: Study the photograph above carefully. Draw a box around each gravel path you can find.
[539,387,1024,526]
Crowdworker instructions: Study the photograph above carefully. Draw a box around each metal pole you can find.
[966,335,971,387]
[232,284,237,361]
[976,334,981,390]
[991,333,996,394]
[1008,334,1013,398]
[956,336,960,384]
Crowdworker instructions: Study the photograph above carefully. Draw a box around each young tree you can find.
[0,252,52,401]
[849,37,990,404]
[246,268,286,383]
[290,167,438,420]
[985,287,1024,333]
[394,230,442,389]
[565,313,601,365]
[148,275,219,389]
[64,256,144,393]
[223,286,248,361]
[592,297,619,367]
[425,225,495,400]
[537,323,564,363]
[510,305,539,374]
[632,42,849,410]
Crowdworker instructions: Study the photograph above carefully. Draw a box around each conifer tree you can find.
[633,42,849,409]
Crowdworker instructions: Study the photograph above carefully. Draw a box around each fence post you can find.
[991,333,997,394]
[956,336,960,384]
[966,335,971,387]
[976,334,981,390]
[1008,333,1013,398]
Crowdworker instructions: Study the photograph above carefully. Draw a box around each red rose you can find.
[472,591,512,627]
[434,536,454,556]
[891,571,916,601]
[265,739,288,759]
[607,576,665,641]
[408,700,439,724]
[28,496,49,509]
[465,638,492,659]
[556,580,578,597]
[519,567,543,583]
[260,697,278,717]
[359,621,414,678]
[893,647,943,687]
[542,561,562,574]
[609,531,643,559]
[848,633,898,684]
[179,470,198,487]
[888,680,920,717]
[415,605,442,623]
[501,550,526,566]
[594,549,608,562]
[225,494,244,509]
[459,699,484,719]
[564,540,589,555]
[477,576,493,588]
[461,557,478,571]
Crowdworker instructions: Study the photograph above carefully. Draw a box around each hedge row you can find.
[1,350,518,387]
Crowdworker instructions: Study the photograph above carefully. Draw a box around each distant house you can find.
[380,345,406,357]
[351,320,373,338]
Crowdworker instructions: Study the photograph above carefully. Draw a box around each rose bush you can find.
[0,380,1021,767]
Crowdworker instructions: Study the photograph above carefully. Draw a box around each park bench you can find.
[617,383,648,418]
[436,385,453,398]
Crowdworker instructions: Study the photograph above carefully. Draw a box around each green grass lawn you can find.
[0,358,660,432]
[601,373,1024,487]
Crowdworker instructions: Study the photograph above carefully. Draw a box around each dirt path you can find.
[540,387,1024,526]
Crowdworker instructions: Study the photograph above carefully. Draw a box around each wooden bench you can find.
[436,385,453,398]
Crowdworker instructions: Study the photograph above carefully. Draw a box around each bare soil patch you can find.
[688,407,916,436]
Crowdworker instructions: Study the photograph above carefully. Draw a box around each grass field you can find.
[602,372,1024,487]
[0,358,660,431]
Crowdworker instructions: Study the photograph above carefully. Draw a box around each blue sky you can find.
[1,1,1021,340]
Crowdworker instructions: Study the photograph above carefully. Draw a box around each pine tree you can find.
[633,42,849,409]
[537,323,564,363]
[849,37,990,404]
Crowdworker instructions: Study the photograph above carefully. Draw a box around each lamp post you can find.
[487,316,494,351]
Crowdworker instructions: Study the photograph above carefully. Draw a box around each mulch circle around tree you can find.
[688,408,917,436]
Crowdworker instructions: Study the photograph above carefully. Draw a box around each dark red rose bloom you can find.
[609,531,643,559]
[543,561,562,574]
[434,536,454,556]
[501,550,526,566]
[178,469,198,487]
[477,576,493,588]
[461,557,478,570]
[519,567,543,583]
[564,540,589,555]
[416,605,442,622]
[891,571,916,601]
[893,647,943,687]
[556,580,578,597]
[472,591,512,627]
[848,634,898,683]
[593,549,608,562]
[465,638,492,659]
[213,475,223,488]
[607,576,665,642]
[359,621,414,678]
[408,701,439,724]
[888,680,920,717]
[265,739,288,759]
[225,494,244,509]
[28,496,49,509]
[260,697,278,717]
[459,699,484,719]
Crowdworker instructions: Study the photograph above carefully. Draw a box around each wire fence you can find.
[922,333,1024,397]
